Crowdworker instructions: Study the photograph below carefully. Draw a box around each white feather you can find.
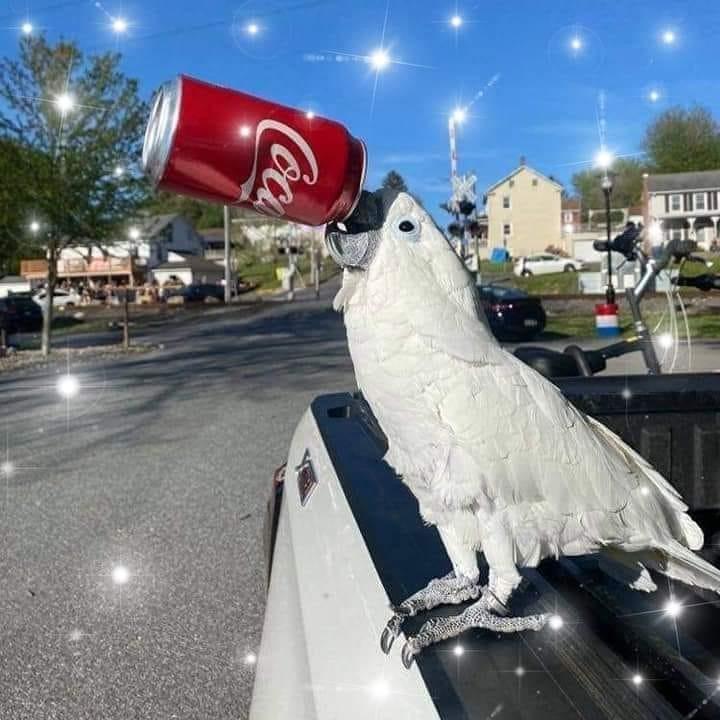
[338,193,720,595]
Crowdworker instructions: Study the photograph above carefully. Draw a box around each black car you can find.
[478,284,546,340]
[164,283,225,303]
[0,294,43,334]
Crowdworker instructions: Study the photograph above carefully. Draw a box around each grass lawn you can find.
[239,257,337,291]
[544,312,720,339]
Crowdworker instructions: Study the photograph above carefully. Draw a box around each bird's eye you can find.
[394,214,421,242]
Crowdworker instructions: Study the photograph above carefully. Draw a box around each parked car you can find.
[0,294,43,334]
[254,383,720,719]
[32,288,80,309]
[514,253,584,276]
[163,283,225,303]
[478,284,546,340]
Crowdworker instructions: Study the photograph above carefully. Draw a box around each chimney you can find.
[519,155,527,166]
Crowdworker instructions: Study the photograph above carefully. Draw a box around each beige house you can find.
[485,164,563,257]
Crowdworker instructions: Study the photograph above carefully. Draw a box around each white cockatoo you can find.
[326,189,720,667]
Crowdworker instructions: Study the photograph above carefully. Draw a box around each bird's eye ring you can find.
[398,220,415,233]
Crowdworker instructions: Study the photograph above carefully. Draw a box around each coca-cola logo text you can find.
[238,120,319,217]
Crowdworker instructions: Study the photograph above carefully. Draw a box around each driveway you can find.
[1,282,355,720]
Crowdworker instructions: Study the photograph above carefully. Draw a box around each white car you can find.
[513,253,584,277]
[252,390,720,719]
[32,288,80,309]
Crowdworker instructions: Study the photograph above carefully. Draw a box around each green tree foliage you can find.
[643,106,720,173]
[145,192,225,229]
[0,36,148,353]
[0,138,42,274]
[381,170,408,193]
[571,157,647,218]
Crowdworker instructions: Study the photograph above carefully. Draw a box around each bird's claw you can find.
[399,604,550,670]
[380,613,405,654]
[401,639,419,669]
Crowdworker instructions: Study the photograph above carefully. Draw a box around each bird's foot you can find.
[380,572,481,654]
[400,592,549,669]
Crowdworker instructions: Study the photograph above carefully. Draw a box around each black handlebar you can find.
[674,274,720,291]
[593,223,644,259]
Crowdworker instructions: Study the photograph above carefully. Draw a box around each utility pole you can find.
[223,205,232,303]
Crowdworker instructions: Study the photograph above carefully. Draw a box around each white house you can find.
[644,170,720,249]
[21,214,204,285]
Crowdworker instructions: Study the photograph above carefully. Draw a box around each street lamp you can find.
[595,148,616,304]
[451,107,467,124]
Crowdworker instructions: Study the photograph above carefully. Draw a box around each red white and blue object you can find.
[595,303,620,337]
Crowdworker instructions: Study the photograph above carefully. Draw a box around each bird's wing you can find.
[428,337,689,533]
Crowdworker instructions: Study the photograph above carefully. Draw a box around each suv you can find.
[514,253,583,276]
[163,283,225,303]
[0,294,43,334]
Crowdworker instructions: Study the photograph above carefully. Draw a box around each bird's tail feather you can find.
[653,540,720,593]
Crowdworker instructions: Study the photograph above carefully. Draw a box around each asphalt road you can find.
[2,280,719,720]
[1,282,355,720]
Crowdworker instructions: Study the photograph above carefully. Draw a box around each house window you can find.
[670,194,682,212]
[503,223,512,236]
[509,180,515,188]
[502,195,511,209]
[670,228,683,241]
[532,178,538,186]
[694,192,706,210]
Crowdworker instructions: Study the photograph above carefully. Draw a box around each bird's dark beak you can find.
[325,190,384,270]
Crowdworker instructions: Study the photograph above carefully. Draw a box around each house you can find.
[484,162,563,258]
[20,214,204,285]
[561,197,582,235]
[152,256,225,287]
[643,170,720,249]
[0,275,31,298]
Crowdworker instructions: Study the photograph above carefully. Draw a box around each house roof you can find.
[647,170,720,193]
[138,213,179,237]
[562,198,581,210]
[153,256,224,273]
[0,275,28,284]
[486,164,564,194]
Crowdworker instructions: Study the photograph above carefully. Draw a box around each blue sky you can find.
[2,0,719,221]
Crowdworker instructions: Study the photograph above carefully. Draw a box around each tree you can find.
[571,157,647,219]
[381,170,408,193]
[145,191,224,229]
[0,138,38,274]
[0,37,148,355]
[644,106,720,173]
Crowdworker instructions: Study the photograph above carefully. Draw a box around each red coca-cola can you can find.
[142,75,366,226]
